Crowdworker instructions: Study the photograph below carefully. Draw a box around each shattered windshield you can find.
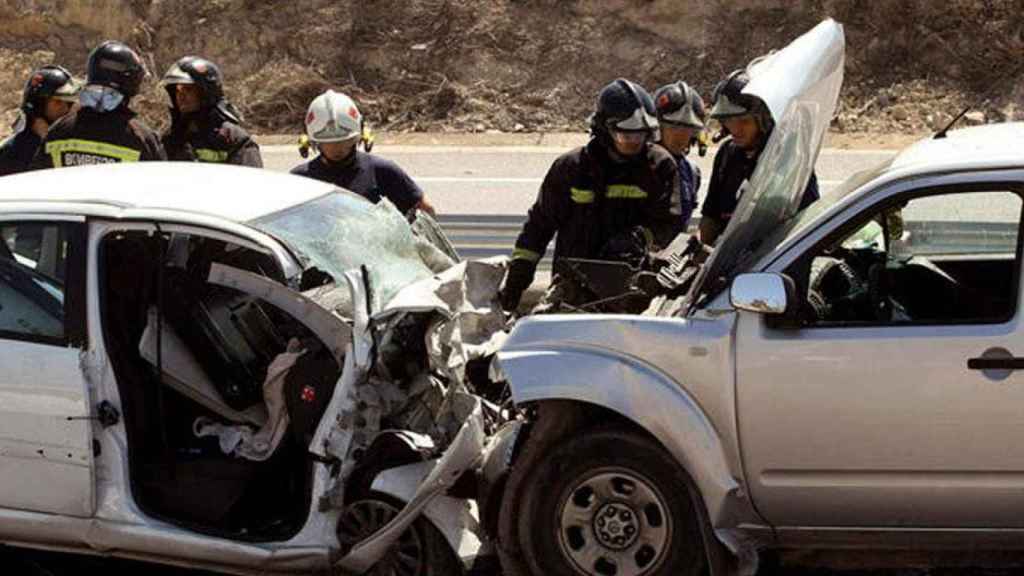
[251,191,435,312]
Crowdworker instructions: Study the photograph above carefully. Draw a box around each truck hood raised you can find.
[688,18,845,310]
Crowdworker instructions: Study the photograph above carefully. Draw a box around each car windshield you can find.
[250,190,435,312]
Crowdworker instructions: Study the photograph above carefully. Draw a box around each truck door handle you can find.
[967,357,1024,371]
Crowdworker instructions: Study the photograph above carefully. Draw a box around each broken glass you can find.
[251,191,437,313]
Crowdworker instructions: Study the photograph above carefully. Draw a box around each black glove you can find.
[599,226,651,264]
[500,258,536,312]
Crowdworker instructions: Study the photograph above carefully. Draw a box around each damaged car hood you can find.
[687,18,845,310]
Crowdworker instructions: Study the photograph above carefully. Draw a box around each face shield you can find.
[608,105,660,149]
[659,105,704,130]
[50,77,82,104]
[160,64,194,89]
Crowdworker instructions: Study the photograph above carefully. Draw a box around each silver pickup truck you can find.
[486,19,1024,576]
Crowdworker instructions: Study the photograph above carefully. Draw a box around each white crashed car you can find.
[0,163,509,575]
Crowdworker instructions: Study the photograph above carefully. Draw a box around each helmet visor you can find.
[659,105,704,128]
[309,121,361,143]
[51,77,83,102]
[610,106,659,131]
[160,64,195,87]
[709,92,753,119]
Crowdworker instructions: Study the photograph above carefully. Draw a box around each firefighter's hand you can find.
[600,226,651,264]
[500,259,535,312]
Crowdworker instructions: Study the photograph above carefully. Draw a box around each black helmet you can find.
[21,65,80,116]
[653,81,706,129]
[590,78,659,145]
[86,41,146,97]
[161,55,243,123]
[709,69,756,119]
[709,68,774,136]
[161,56,225,108]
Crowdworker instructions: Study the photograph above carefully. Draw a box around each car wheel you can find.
[336,492,462,576]
[514,428,704,576]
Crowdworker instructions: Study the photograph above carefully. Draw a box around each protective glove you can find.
[500,258,536,312]
[599,225,652,264]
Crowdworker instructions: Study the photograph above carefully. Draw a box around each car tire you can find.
[336,492,462,576]
[513,428,705,576]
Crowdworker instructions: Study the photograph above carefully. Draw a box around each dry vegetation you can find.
[1,1,1022,138]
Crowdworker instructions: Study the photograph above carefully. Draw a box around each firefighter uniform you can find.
[159,56,262,168]
[512,139,680,266]
[0,131,44,176]
[163,111,262,167]
[31,106,166,168]
[290,151,424,214]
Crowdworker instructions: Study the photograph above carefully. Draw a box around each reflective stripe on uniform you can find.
[606,184,647,199]
[46,139,141,167]
[571,185,647,203]
[570,187,595,204]
[511,247,541,262]
[195,148,230,163]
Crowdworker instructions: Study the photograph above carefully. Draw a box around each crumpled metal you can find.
[313,257,508,512]
[381,257,509,388]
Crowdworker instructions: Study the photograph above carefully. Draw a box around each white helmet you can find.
[305,90,362,143]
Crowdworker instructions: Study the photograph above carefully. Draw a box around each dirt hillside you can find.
[1,0,1022,138]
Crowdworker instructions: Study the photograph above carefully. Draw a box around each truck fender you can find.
[493,346,744,528]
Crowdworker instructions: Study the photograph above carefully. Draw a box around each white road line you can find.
[414,176,542,183]
[416,176,846,186]
[261,144,903,155]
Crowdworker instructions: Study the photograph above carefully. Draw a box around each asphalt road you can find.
[261,143,899,216]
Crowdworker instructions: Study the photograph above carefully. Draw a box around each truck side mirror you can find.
[730,273,797,316]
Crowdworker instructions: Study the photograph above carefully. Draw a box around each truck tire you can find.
[512,428,704,576]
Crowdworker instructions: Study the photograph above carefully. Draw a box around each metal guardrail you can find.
[437,216,1019,270]
[436,213,545,268]
[437,214,703,270]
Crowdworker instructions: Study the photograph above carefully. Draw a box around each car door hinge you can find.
[66,400,121,428]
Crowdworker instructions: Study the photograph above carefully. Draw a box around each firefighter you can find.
[32,40,165,169]
[160,56,262,167]
[653,80,707,230]
[291,90,434,216]
[700,68,819,245]
[499,78,682,312]
[0,65,80,176]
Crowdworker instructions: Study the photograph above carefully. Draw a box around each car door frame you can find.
[0,213,92,517]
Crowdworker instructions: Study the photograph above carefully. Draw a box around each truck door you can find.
[736,181,1024,528]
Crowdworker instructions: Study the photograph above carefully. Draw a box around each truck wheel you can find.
[336,492,462,576]
[514,428,704,576]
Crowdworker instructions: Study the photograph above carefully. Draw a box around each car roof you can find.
[888,122,1024,175]
[0,162,335,222]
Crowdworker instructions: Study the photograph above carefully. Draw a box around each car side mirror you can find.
[730,273,797,316]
